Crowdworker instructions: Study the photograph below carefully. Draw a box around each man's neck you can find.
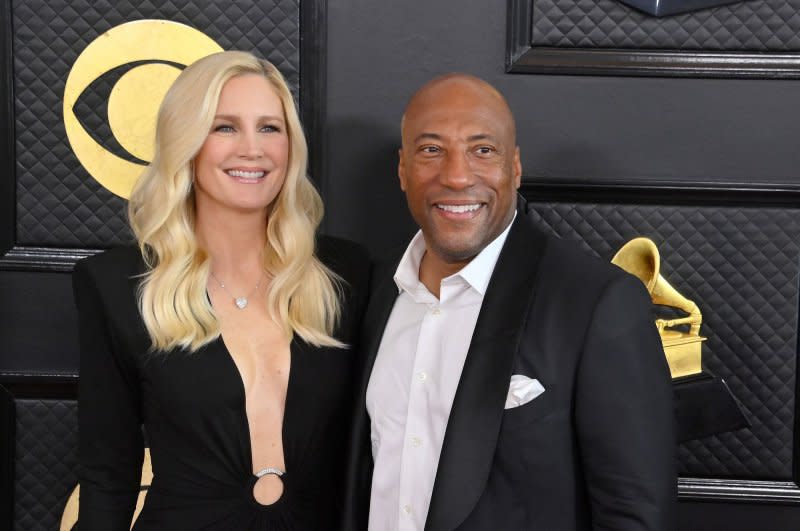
[415,211,518,298]
[418,250,471,299]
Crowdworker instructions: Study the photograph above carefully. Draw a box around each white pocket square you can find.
[504,375,545,409]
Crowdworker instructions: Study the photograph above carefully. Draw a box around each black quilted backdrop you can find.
[14,0,300,248]
[525,200,799,479]
[14,399,78,531]
[532,0,800,51]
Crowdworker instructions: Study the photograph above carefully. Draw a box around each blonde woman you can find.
[73,51,368,530]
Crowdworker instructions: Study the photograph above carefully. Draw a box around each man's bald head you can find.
[400,73,517,146]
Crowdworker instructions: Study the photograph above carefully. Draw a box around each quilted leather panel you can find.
[14,0,300,248]
[532,0,800,51]
[14,399,78,531]
[525,201,798,479]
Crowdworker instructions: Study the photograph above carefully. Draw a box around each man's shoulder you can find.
[503,212,626,286]
[510,219,640,305]
[541,234,627,284]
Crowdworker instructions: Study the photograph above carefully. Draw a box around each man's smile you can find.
[433,201,486,221]
[435,203,483,213]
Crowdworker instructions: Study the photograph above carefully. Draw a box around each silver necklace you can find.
[210,271,263,309]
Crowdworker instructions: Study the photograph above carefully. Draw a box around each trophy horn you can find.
[611,237,701,336]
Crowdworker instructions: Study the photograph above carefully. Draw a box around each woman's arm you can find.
[73,259,143,530]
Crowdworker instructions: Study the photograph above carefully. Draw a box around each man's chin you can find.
[427,237,484,265]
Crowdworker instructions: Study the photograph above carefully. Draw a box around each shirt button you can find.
[403,504,412,515]
[410,436,421,447]
[417,371,427,381]
[431,307,441,315]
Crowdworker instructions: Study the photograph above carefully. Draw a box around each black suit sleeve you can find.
[575,274,677,531]
[73,260,143,530]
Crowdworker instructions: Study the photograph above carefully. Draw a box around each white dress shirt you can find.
[366,215,516,531]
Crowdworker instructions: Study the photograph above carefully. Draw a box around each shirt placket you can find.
[397,298,443,531]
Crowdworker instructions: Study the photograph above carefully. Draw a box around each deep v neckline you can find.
[217,333,294,478]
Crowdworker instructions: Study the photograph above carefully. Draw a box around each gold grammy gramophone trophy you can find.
[612,237,705,379]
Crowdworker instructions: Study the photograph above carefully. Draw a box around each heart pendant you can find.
[235,297,248,309]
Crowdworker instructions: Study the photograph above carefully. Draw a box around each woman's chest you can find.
[135,340,355,432]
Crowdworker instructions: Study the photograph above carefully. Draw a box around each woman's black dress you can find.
[73,238,368,530]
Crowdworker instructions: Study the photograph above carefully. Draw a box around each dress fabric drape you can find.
[74,239,368,530]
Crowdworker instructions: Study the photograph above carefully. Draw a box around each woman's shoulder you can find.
[73,245,144,288]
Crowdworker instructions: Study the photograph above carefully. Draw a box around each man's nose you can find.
[439,152,474,189]
[238,130,264,158]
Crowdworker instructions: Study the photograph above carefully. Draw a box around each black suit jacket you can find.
[344,198,676,530]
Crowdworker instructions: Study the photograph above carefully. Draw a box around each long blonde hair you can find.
[128,51,342,351]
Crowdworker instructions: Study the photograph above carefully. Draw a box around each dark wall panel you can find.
[0,272,78,375]
[678,501,800,530]
[13,399,78,531]
[531,0,800,51]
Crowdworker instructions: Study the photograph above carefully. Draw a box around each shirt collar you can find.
[393,211,517,297]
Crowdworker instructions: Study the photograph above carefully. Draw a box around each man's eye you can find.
[420,145,440,154]
[475,146,495,155]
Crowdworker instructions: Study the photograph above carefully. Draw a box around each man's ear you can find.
[398,148,407,191]
[513,146,522,189]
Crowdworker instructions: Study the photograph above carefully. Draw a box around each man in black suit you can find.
[344,74,675,530]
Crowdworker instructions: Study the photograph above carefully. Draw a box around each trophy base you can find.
[662,331,705,379]
[673,372,749,442]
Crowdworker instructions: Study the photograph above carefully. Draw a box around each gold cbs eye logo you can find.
[63,20,223,199]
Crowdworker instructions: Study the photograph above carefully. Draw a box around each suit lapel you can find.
[357,263,400,402]
[343,258,400,528]
[425,202,548,531]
